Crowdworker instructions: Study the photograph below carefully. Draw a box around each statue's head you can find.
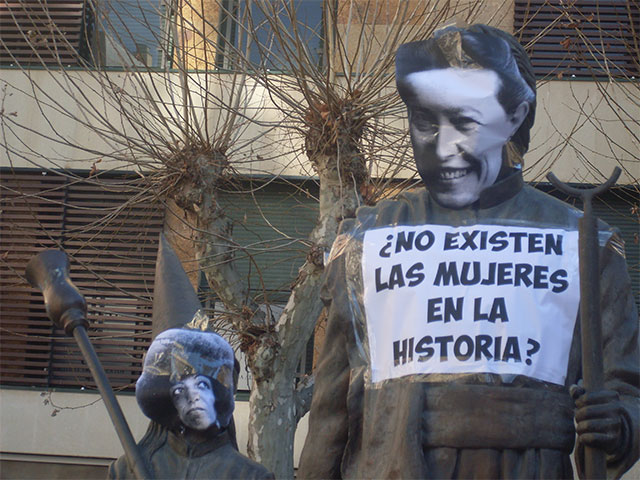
[396,24,536,209]
[135,328,235,432]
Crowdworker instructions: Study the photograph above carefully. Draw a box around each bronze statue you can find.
[298,24,639,479]
[109,236,273,479]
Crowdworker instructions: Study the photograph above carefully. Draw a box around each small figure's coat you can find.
[108,423,273,480]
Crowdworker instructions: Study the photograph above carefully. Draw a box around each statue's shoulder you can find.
[519,185,612,231]
[353,188,428,229]
[107,455,133,480]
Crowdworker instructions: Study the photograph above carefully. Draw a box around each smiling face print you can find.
[405,68,528,209]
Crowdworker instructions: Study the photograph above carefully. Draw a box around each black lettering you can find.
[533,265,549,289]
[474,297,489,322]
[406,262,425,287]
[461,261,481,285]
[408,337,414,362]
[489,297,509,323]
[481,263,496,285]
[434,262,460,286]
[427,298,443,323]
[497,263,513,285]
[550,269,568,293]
[460,231,479,250]
[444,297,464,322]
[502,337,522,362]
[416,336,434,362]
[379,234,393,258]
[494,336,502,360]
[528,233,544,253]
[395,231,415,254]
[375,267,389,292]
[509,232,527,252]
[514,263,533,287]
[444,232,459,250]
[490,231,508,251]
[388,264,406,289]
[454,335,474,361]
[415,230,435,251]
[393,338,409,365]
[434,335,454,360]
[480,231,488,250]
[546,233,563,255]
[475,335,493,361]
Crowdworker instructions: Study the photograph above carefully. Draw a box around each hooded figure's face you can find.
[404,68,528,209]
[170,374,218,430]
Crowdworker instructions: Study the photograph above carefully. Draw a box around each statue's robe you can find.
[298,171,639,479]
[108,423,273,480]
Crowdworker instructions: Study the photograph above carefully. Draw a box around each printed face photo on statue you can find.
[170,374,218,430]
[396,27,535,209]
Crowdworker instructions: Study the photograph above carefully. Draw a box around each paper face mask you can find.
[405,68,525,209]
[171,374,218,430]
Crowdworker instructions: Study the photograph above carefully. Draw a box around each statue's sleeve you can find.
[298,246,352,479]
[106,455,131,480]
[576,236,640,479]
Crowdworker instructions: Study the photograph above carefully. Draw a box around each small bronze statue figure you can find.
[108,328,273,479]
[109,235,273,479]
[298,24,639,479]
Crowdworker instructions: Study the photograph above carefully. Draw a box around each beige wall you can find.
[526,80,639,185]
[2,67,636,185]
[1,387,637,479]
[0,69,305,177]
[0,387,309,467]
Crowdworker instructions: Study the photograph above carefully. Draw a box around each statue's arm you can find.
[298,256,352,479]
[574,239,640,478]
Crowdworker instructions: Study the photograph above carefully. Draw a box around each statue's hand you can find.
[571,384,624,455]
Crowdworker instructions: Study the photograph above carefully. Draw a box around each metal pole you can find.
[547,167,621,480]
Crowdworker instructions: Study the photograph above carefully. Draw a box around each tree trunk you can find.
[247,150,363,478]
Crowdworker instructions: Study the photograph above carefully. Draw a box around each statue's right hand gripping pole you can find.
[546,167,621,480]
[26,250,152,480]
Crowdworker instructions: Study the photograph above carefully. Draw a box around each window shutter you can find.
[0,170,163,391]
[514,0,639,79]
[217,183,318,303]
[0,0,88,66]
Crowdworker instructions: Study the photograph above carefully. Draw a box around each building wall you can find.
[0,387,309,474]
[1,68,636,185]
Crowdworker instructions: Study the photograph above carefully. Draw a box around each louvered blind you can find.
[217,184,319,303]
[0,170,163,391]
[0,0,88,66]
[514,0,639,79]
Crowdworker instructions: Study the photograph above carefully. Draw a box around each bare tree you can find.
[0,0,486,476]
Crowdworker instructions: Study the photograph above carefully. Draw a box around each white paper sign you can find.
[361,224,580,385]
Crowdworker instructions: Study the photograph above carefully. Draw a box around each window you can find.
[216,0,324,71]
[515,0,639,79]
[92,0,168,68]
[0,0,169,68]
[0,0,90,66]
[0,169,163,391]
